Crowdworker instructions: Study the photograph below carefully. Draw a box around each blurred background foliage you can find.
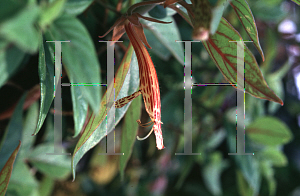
[0,0,300,195]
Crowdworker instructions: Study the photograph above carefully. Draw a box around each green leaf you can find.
[7,161,39,196]
[226,120,260,195]
[39,0,66,29]
[238,156,260,194]
[292,0,300,5]
[266,60,292,114]
[38,176,54,196]
[0,4,39,53]
[35,35,54,135]
[251,1,287,22]
[64,0,93,15]
[45,14,101,113]
[119,95,142,180]
[260,161,276,196]
[236,169,255,196]
[149,5,167,19]
[71,45,139,180]
[143,29,170,61]
[28,144,71,179]
[140,14,184,64]
[0,1,27,23]
[175,157,194,189]
[230,0,264,61]
[210,0,231,35]
[202,152,229,196]
[0,93,26,170]
[0,141,21,196]
[70,83,89,137]
[202,18,283,105]
[0,43,26,88]
[19,102,39,159]
[259,147,288,167]
[167,3,193,27]
[43,115,55,144]
[247,116,293,146]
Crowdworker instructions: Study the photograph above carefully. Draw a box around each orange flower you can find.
[100,8,171,150]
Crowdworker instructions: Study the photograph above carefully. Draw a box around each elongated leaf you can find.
[210,0,231,35]
[0,141,21,196]
[266,60,292,114]
[64,0,93,15]
[202,18,283,105]
[0,93,26,170]
[167,4,193,27]
[291,0,300,5]
[38,176,54,196]
[120,95,142,180]
[35,35,54,135]
[39,0,66,29]
[6,161,38,196]
[0,4,39,53]
[72,45,140,180]
[230,0,264,61]
[0,0,26,23]
[45,14,101,113]
[236,169,255,196]
[260,161,276,196]
[225,120,260,195]
[259,147,287,167]
[140,14,184,65]
[19,102,39,159]
[175,156,194,189]
[247,116,293,146]
[0,42,25,89]
[28,144,71,179]
[202,152,228,196]
[70,83,89,137]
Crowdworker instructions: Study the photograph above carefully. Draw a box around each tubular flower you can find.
[99,10,171,150]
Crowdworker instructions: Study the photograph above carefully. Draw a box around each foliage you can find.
[0,0,300,195]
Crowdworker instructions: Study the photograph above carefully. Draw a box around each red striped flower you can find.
[99,9,171,150]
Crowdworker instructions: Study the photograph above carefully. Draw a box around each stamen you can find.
[137,119,154,127]
[137,127,154,140]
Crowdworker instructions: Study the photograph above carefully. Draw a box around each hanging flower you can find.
[99,7,171,150]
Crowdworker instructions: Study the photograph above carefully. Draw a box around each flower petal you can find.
[127,14,140,26]
[112,24,126,42]
[133,24,152,49]
[99,16,126,38]
[135,13,172,24]
[124,20,164,150]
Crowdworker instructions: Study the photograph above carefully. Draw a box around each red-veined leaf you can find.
[202,18,283,105]
[0,141,21,196]
[71,44,139,180]
[292,0,300,5]
[230,0,265,61]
